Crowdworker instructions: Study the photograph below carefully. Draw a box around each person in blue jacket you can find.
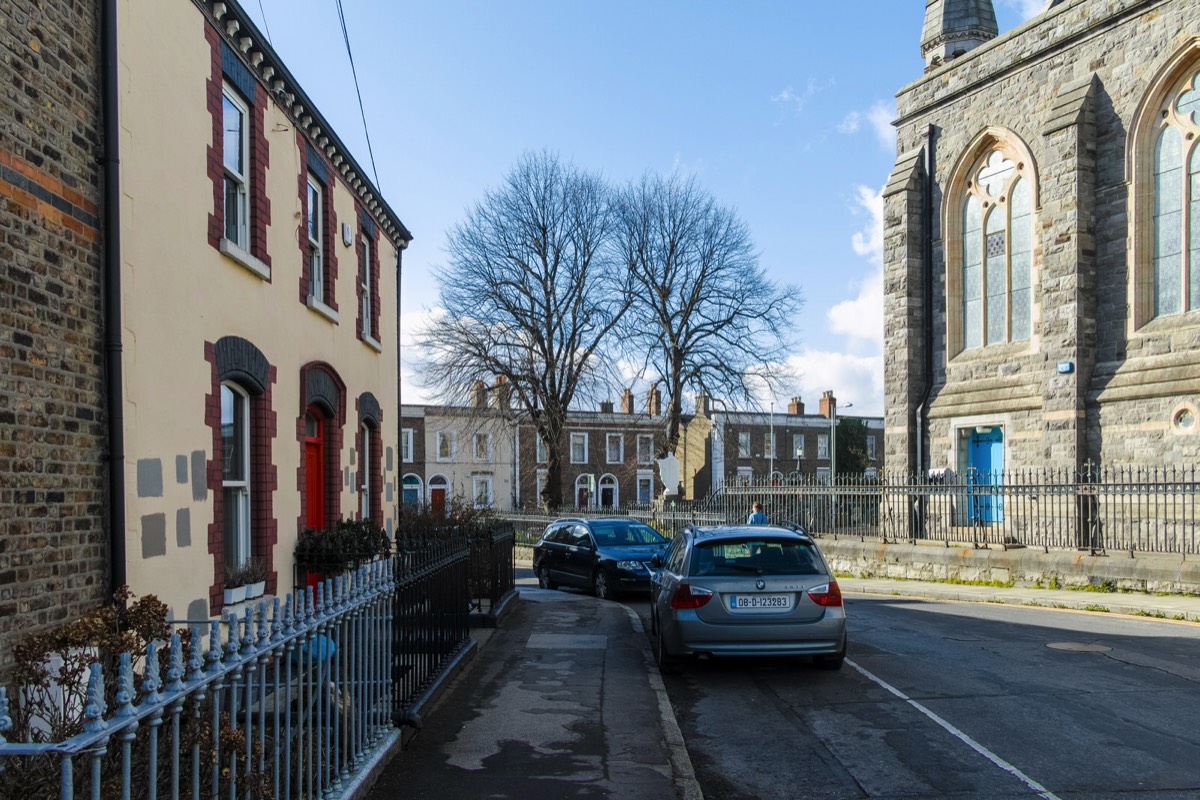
[746,501,768,525]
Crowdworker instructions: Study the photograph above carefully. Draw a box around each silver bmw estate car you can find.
[649,524,847,672]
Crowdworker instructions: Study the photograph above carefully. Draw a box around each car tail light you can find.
[670,583,714,610]
[808,581,843,608]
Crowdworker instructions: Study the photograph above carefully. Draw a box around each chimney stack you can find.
[620,388,634,414]
[470,380,487,409]
[819,390,836,420]
[696,392,711,417]
[646,386,661,417]
[600,400,614,414]
[491,376,511,410]
[788,396,805,415]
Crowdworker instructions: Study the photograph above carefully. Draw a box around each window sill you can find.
[949,339,1035,364]
[362,333,383,352]
[1133,311,1200,337]
[307,295,340,323]
[220,238,271,280]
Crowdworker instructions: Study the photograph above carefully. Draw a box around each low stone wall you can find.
[819,538,1200,595]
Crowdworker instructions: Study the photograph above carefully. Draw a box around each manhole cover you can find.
[1047,642,1111,652]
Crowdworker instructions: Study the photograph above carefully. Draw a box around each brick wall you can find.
[0,0,108,675]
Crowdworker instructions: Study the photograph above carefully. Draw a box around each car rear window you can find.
[590,522,667,547]
[692,538,821,576]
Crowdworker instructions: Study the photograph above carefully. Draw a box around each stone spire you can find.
[921,0,999,71]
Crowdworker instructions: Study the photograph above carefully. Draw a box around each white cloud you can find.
[998,0,1045,22]
[783,349,884,418]
[849,185,883,265]
[866,100,896,151]
[837,112,861,134]
[771,77,831,116]
[399,308,441,406]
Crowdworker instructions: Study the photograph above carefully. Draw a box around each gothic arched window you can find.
[957,148,1034,351]
[1150,71,1200,318]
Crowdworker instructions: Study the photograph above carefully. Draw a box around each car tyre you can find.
[813,638,847,671]
[536,564,557,590]
[653,612,683,674]
[592,568,612,600]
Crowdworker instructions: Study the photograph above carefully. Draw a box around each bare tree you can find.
[416,151,631,508]
[615,173,803,456]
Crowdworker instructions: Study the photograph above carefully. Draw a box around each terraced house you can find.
[1,0,411,662]
[886,0,1200,480]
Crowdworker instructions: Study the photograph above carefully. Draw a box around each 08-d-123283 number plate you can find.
[728,593,793,611]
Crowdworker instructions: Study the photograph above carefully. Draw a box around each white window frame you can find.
[792,433,804,460]
[867,435,877,461]
[637,434,654,465]
[570,432,588,464]
[535,468,548,505]
[817,433,830,460]
[536,435,548,464]
[435,430,456,462]
[738,431,751,459]
[598,473,619,507]
[606,433,623,464]
[816,467,831,484]
[360,232,373,339]
[401,428,414,463]
[472,475,494,508]
[307,175,324,302]
[736,466,752,486]
[474,431,492,462]
[221,84,249,250]
[636,469,654,505]
[764,432,775,459]
[221,382,251,569]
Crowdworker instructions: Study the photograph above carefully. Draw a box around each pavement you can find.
[365,572,1200,800]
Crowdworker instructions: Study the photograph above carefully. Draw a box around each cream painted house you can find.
[117,0,410,617]
[412,404,518,514]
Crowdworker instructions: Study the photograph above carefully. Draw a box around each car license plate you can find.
[728,593,792,611]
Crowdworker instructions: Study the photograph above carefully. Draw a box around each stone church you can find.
[885,0,1200,481]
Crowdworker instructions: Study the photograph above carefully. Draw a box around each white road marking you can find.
[846,658,1062,800]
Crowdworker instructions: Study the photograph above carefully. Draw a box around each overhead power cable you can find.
[256,0,272,43]
[334,0,381,191]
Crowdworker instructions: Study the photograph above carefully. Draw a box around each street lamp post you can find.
[830,399,853,486]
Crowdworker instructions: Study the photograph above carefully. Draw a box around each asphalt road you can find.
[620,591,1200,800]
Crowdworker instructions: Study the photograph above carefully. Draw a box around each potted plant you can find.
[295,519,391,591]
[243,557,269,599]
[223,562,248,605]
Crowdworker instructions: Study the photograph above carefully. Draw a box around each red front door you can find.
[304,411,325,530]
[430,488,447,516]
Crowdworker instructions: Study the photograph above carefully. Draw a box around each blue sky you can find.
[242,0,1042,417]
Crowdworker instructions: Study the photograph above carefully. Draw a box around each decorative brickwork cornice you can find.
[195,0,412,248]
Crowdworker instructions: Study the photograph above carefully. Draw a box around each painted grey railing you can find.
[0,561,397,800]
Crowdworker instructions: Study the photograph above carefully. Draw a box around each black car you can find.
[533,517,670,599]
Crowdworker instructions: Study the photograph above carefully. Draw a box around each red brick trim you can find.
[355,398,385,525]
[206,341,278,612]
[296,362,347,543]
[0,149,100,242]
[297,132,338,310]
[205,23,271,268]
[354,204,382,343]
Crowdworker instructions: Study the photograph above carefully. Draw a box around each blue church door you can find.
[967,427,1004,523]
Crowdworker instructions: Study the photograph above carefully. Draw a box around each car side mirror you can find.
[649,554,663,569]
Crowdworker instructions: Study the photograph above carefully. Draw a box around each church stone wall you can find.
[885,0,1200,476]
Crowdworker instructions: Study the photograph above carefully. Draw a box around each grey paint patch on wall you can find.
[176,454,188,484]
[349,471,357,494]
[191,450,207,501]
[344,467,351,488]
[386,447,393,471]
[386,518,393,537]
[350,447,356,466]
[176,508,191,548]
[187,598,209,622]
[137,459,164,498]
[386,482,393,502]
[142,513,167,558]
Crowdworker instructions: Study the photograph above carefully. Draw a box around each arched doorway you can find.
[402,474,423,509]
[599,474,618,508]
[428,474,449,516]
[303,406,326,531]
[575,474,593,508]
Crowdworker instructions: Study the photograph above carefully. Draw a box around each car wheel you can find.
[592,568,612,600]
[654,612,683,674]
[813,638,847,671]
[537,564,557,590]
